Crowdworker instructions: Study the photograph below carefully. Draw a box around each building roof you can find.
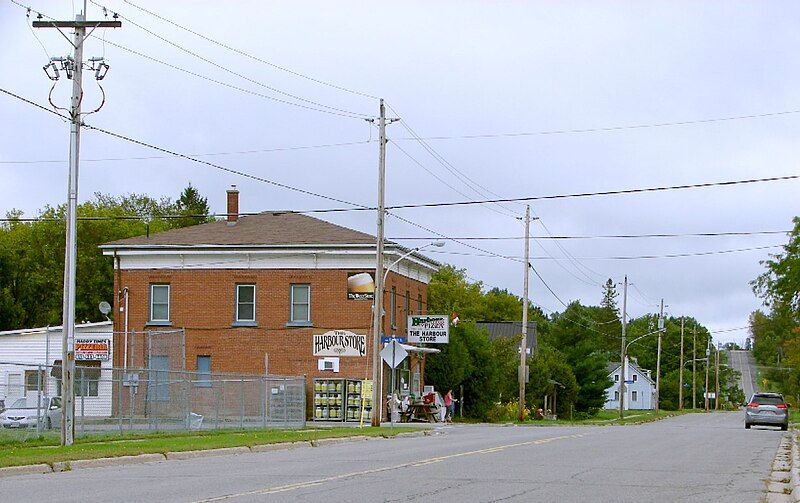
[607,360,655,385]
[101,212,377,248]
[0,321,112,337]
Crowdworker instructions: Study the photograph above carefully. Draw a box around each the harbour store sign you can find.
[313,331,367,357]
[407,315,449,344]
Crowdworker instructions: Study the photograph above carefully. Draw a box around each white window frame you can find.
[614,390,619,401]
[632,390,638,402]
[195,355,212,388]
[632,374,638,382]
[235,284,256,324]
[290,284,311,324]
[149,284,171,323]
[614,374,619,382]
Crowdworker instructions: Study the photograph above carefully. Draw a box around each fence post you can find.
[118,369,123,433]
[261,378,266,429]
[36,365,42,435]
[80,366,85,435]
[283,379,288,427]
[214,379,220,430]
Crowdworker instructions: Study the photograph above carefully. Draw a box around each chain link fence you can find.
[0,361,305,440]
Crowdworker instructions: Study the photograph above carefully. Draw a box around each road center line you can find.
[192,432,589,502]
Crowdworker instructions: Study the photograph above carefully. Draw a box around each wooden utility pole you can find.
[704,335,710,412]
[692,326,697,410]
[618,276,628,419]
[519,206,531,421]
[678,317,684,410]
[715,344,720,410]
[370,99,387,427]
[656,299,664,412]
[34,6,120,447]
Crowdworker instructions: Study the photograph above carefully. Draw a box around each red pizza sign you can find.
[75,339,110,361]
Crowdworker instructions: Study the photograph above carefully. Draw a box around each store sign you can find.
[313,330,367,357]
[347,272,375,300]
[407,315,449,344]
[75,338,110,361]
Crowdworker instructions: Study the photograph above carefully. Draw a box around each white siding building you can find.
[0,321,113,417]
[604,357,655,410]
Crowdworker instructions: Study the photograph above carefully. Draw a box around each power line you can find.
[387,230,792,240]
[394,109,800,141]
[0,140,372,164]
[425,244,782,260]
[89,1,371,119]
[120,0,379,100]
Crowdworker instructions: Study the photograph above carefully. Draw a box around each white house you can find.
[604,357,655,410]
[0,321,114,417]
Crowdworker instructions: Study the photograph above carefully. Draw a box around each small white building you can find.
[604,357,655,410]
[0,321,113,417]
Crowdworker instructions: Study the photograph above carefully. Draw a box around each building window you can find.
[632,374,638,382]
[24,370,46,396]
[417,293,423,314]
[54,362,100,397]
[390,287,397,329]
[150,284,170,323]
[290,284,311,324]
[614,374,619,382]
[235,284,256,324]
[195,356,211,388]
[614,391,619,401]
[632,390,638,402]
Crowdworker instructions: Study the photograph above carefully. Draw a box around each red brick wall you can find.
[112,267,429,416]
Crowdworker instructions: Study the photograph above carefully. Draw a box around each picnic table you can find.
[400,402,439,423]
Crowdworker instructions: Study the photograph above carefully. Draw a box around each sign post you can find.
[380,339,408,427]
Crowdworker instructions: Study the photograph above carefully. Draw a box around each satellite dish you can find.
[99,301,111,316]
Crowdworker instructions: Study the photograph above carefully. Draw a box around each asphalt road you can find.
[0,412,784,502]
[730,350,759,400]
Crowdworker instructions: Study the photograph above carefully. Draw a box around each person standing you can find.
[444,389,456,423]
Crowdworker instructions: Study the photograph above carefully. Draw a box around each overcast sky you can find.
[2,1,798,345]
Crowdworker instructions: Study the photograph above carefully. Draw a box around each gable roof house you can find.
[100,188,440,420]
[603,357,655,410]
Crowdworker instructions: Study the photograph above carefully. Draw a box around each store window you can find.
[290,284,311,325]
[150,284,170,323]
[417,293,423,314]
[235,284,256,324]
[195,356,211,388]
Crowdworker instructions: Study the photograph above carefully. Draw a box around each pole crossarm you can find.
[33,20,121,28]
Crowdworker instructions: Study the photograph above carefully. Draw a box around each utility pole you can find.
[656,299,664,413]
[704,335,710,412]
[34,5,120,447]
[370,99,387,427]
[618,276,628,419]
[678,317,684,410]
[519,205,531,421]
[692,326,697,410]
[715,343,720,410]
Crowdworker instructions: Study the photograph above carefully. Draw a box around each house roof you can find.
[607,360,655,385]
[0,321,112,337]
[101,212,378,247]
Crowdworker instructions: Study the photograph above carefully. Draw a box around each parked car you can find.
[0,396,62,429]
[744,392,789,431]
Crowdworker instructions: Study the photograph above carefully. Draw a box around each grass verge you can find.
[0,427,409,469]
[514,409,689,426]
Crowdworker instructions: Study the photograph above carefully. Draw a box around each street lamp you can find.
[619,327,665,419]
[371,240,444,425]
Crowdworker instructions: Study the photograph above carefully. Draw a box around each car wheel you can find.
[745,422,751,429]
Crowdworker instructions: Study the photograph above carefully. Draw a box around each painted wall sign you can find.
[407,315,450,344]
[347,272,375,300]
[313,330,367,357]
[75,338,110,361]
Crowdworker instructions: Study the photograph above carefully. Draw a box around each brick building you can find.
[100,188,439,418]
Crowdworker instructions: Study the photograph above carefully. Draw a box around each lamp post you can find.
[372,241,444,425]
[619,327,665,418]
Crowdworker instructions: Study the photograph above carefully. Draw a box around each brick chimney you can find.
[226,185,239,225]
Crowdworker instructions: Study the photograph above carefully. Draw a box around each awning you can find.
[400,344,440,354]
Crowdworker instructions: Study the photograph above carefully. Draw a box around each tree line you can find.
[424,266,744,421]
[0,185,210,331]
[749,217,800,402]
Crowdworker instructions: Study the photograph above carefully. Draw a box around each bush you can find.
[485,402,529,423]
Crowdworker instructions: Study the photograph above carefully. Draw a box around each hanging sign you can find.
[313,330,366,357]
[407,315,449,344]
[75,338,110,361]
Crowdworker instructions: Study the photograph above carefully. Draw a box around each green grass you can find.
[515,409,688,426]
[0,427,409,469]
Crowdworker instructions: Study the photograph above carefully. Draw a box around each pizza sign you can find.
[75,339,110,361]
